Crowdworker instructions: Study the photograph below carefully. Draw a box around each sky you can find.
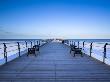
[0,0,110,39]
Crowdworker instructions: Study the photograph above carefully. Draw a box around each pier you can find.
[0,41,110,82]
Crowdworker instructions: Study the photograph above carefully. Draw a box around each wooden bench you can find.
[27,45,40,56]
[27,48,36,56]
[70,45,77,53]
[70,45,83,57]
[33,45,39,51]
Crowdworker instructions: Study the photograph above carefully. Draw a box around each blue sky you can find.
[0,0,110,39]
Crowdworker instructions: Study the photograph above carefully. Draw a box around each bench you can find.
[33,45,39,51]
[27,48,36,56]
[70,45,83,57]
[27,45,40,56]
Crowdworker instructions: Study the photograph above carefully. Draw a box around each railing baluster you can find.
[30,41,32,48]
[17,42,21,57]
[3,43,7,63]
[103,43,108,63]
[39,40,40,46]
[83,41,85,48]
[25,41,27,48]
[37,41,38,45]
[78,41,79,48]
[90,42,93,57]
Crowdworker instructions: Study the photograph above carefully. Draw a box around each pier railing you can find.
[64,40,110,65]
[0,40,48,65]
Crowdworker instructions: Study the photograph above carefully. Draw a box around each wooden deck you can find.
[0,42,110,82]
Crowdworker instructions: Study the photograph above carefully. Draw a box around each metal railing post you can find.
[103,43,108,63]
[30,41,32,48]
[17,42,21,57]
[25,41,27,48]
[37,41,38,45]
[3,43,7,63]
[90,42,93,57]
[39,40,40,46]
[78,41,79,48]
[83,41,85,48]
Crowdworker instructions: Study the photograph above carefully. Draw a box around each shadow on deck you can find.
[0,42,110,82]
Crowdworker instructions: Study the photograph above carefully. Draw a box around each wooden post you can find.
[90,42,93,57]
[103,43,108,63]
[17,42,21,57]
[3,43,7,63]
